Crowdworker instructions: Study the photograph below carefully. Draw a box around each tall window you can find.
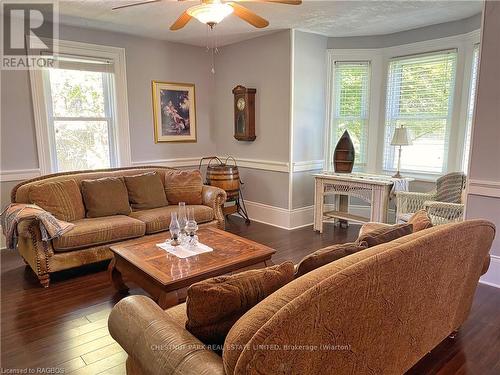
[42,56,117,172]
[383,50,457,174]
[462,44,480,172]
[331,61,371,166]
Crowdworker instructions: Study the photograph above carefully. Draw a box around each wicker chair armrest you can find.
[424,201,465,225]
[396,191,437,218]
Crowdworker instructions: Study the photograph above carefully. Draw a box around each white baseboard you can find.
[480,255,500,288]
[239,200,382,230]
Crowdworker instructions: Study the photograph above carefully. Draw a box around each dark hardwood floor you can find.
[1,217,499,374]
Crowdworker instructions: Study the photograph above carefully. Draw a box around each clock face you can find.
[236,97,246,111]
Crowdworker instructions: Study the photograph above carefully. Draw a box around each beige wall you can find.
[290,31,327,209]
[466,1,500,286]
[0,22,217,173]
[213,30,292,209]
[327,13,481,49]
[214,30,291,162]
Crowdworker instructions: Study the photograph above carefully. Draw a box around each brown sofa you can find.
[108,219,495,375]
[11,166,227,287]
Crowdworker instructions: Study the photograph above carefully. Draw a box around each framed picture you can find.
[152,81,197,142]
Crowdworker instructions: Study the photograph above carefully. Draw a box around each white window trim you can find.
[28,37,131,174]
[325,49,383,173]
[325,30,480,182]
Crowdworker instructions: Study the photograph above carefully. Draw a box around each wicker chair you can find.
[396,172,466,225]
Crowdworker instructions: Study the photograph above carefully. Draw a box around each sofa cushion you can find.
[130,205,214,234]
[52,215,145,251]
[186,262,295,346]
[28,180,85,222]
[124,172,168,210]
[357,223,413,247]
[81,177,131,218]
[409,209,433,232]
[295,242,368,278]
[358,222,392,237]
[164,169,203,205]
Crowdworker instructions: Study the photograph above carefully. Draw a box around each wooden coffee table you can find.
[108,227,275,308]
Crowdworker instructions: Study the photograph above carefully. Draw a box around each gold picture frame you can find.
[152,81,197,143]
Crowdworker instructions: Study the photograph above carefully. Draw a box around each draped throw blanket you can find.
[0,203,74,249]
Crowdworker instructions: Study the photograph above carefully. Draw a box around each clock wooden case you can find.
[232,85,256,141]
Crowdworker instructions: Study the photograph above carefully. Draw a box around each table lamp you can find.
[391,126,412,178]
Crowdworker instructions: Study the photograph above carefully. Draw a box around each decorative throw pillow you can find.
[295,242,369,278]
[358,222,392,237]
[186,262,295,345]
[408,210,433,232]
[29,180,85,222]
[124,172,168,210]
[81,177,131,218]
[356,223,413,247]
[164,169,203,205]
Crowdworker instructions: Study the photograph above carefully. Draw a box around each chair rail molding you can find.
[132,157,290,173]
[467,179,500,198]
[292,160,324,172]
[0,169,42,182]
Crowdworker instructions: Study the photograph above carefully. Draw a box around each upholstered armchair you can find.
[396,172,466,225]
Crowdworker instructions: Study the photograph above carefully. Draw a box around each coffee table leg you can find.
[108,257,129,294]
[157,290,179,309]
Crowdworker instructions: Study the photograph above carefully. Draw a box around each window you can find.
[331,62,371,166]
[383,50,458,174]
[461,44,480,172]
[42,56,117,172]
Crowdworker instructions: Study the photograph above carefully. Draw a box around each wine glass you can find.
[185,208,198,246]
[178,202,187,243]
[169,211,180,246]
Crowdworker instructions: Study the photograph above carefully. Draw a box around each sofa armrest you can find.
[16,220,54,287]
[202,185,227,229]
[109,296,224,375]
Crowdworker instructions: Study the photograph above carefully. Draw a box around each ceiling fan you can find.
[112,0,302,30]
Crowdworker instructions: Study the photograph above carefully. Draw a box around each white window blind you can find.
[42,59,118,172]
[331,61,371,167]
[383,50,457,174]
[462,44,480,172]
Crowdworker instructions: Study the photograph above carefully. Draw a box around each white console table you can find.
[313,173,412,233]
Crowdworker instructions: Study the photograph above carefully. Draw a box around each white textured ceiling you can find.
[58,0,483,46]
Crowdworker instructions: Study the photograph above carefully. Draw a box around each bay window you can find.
[461,43,480,172]
[331,62,371,167]
[383,50,458,174]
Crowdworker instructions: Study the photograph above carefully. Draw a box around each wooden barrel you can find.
[206,164,240,201]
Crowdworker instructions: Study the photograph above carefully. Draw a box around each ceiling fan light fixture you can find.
[187,2,234,26]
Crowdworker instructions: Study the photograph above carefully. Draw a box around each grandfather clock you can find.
[232,85,256,141]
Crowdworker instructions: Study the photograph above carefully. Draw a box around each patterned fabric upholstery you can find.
[28,180,85,222]
[164,170,203,205]
[52,215,145,252]
[185,262,295,346]
[129,205,214,234]
[435,172,466,203]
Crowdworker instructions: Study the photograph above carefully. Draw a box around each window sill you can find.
[381,170,440,183]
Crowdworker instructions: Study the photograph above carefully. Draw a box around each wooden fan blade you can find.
[231,0,302,4]
[112,0,162,11]
[170,10,193,31]
[229,3,269,28]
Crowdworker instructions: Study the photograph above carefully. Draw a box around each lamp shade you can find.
[391,127,412,146]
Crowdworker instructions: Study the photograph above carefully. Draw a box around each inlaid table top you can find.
[109,227,276,289]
